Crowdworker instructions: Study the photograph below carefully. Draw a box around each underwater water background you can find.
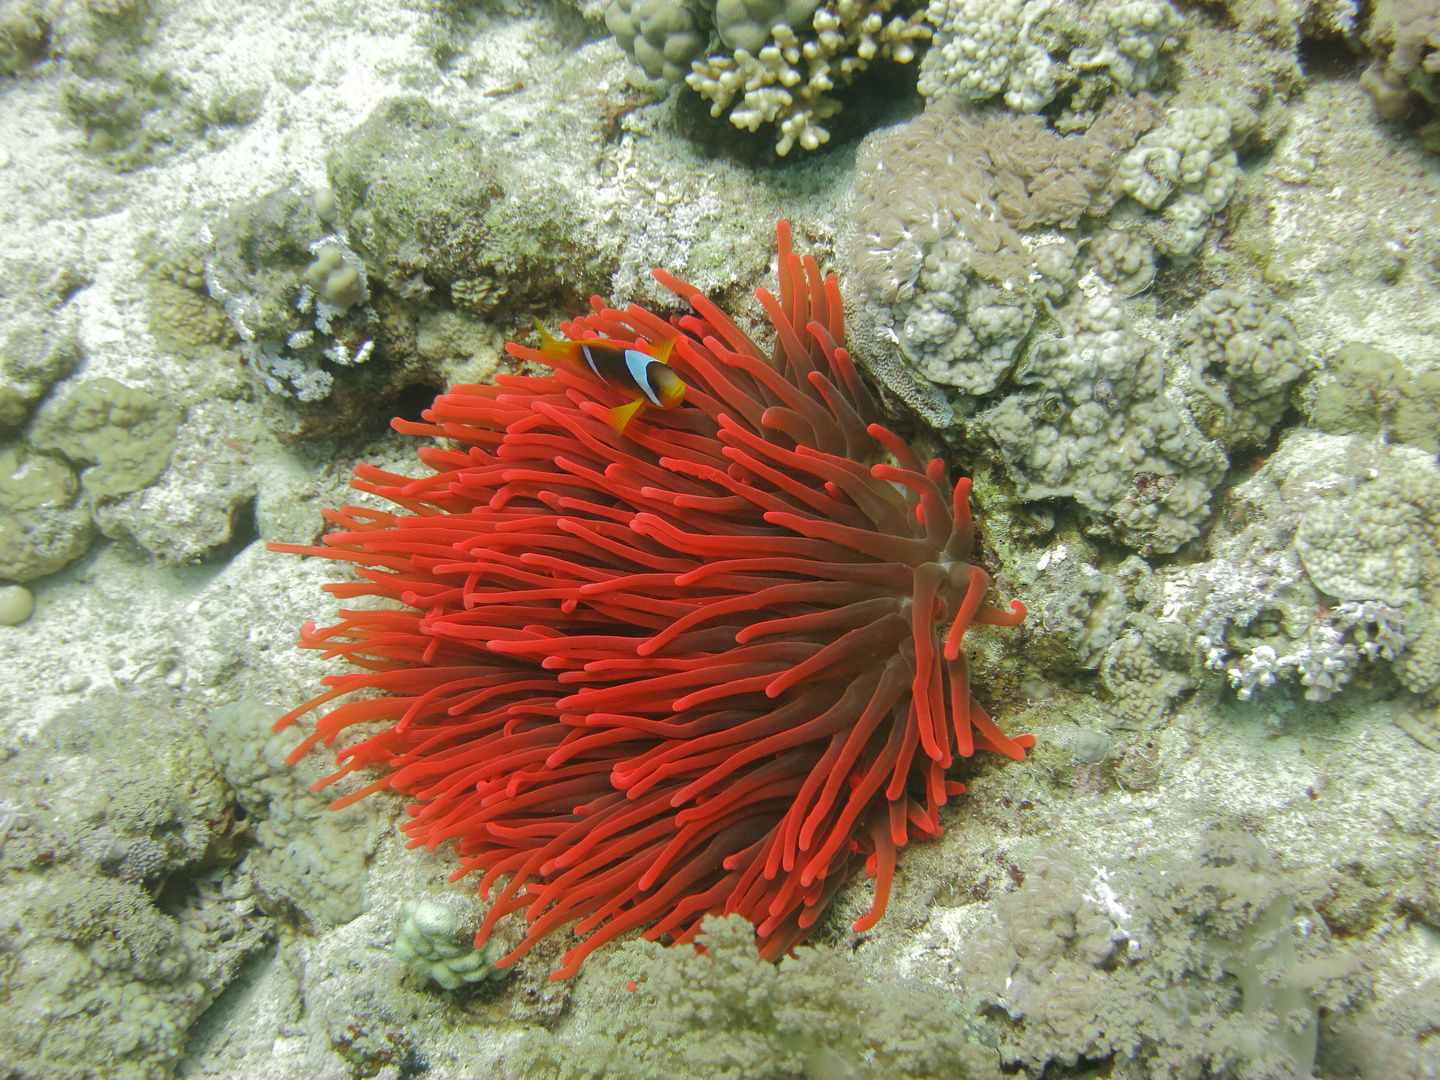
[0,0,1438,1077]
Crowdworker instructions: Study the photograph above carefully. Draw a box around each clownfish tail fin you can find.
[606,397,646,434]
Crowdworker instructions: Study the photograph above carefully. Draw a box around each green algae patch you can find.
[326,96,609,314]
[327,97,506,287]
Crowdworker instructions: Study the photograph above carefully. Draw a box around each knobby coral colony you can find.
[270,222,1030,980]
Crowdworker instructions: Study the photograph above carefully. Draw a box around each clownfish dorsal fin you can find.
[648,337,675,366]
[606,397,646,434]
[532,317,564,352]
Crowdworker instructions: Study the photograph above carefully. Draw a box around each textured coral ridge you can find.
[270,222,1030,981]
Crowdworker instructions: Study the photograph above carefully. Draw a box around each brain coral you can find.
[272,222,1029,979]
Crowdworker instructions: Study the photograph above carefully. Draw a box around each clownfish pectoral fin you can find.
[606,397,646,433]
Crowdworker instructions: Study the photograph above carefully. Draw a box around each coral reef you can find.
[841,94,1161,415]
[327,95,608,311]
[3,0,1440,1073]
[1029,554,1129,670]
[0,690,272,1080]
[1361,0,1440,148]
[1294,445,1440,608]
[61,66,265,171]
[940,838,1346,1078]
[915,0,1057,109]
[958,850,1121,1068]
[508,913,1000,1078]
[1100,429,1440,705]
[1098,624,1193,728]
[1070,0,1186,92]
[205,183,368,407]
[916,0,1183,111]
[844,102,1035,400]
[1083,227,1156,296]
[4,0,266,170]
[271,222,1029,979]
[840,92,1157,426]
[1325,980,1440,1079]
[86,391,260,567]
[1222,600,1408,702]
[206,181,379,409]
[146,278,232,358]
[327,98,506,289]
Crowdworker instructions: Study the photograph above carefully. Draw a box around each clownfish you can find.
[529,319,686,433]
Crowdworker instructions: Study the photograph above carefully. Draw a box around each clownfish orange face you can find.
[647,360,686,409]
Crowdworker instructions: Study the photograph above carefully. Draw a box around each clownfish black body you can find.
[527,320,686,433]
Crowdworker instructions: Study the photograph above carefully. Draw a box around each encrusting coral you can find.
[271,221,1029,980]
[1310,342,1440,453]
[980,291,1226,555]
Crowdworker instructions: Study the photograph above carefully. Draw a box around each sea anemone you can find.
[271,221,1029,980]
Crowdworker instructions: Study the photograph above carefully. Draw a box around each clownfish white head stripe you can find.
[624,348,668,406]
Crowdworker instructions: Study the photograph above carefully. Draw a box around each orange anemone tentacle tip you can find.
[268,220,1029,980]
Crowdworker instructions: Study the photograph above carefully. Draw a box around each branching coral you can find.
[272,222,1029,980]
[686,0,930,155]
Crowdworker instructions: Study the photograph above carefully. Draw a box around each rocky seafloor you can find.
[0,0,1438,1077]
